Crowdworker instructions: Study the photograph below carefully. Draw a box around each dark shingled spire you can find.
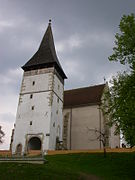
[22,20,67,79]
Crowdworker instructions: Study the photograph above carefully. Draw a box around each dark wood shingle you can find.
[22,22,67,79]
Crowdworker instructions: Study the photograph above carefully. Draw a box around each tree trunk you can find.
[103,147,106,158]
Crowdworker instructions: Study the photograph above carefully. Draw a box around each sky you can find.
[0,0,135,150]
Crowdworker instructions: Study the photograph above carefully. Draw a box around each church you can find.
[11,21,120,155]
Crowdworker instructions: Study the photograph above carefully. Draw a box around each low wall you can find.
[0,150,12,157]
[47,148,135,155]
[0,150,42,157]
[0,157,45,164]
[0,148,135,156]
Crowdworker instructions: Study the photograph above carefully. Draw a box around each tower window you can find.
[56,110,58,114]
[30,94,33,99]
[31,106,34,110]
[58,84,60,90]
[32,81,35,86]
[30,121,32,125]
[53,122,55,127]
[57,98,59,103]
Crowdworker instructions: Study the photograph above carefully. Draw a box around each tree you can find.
[105,14,135,147]
[87,128,109,157]
[0,126,5,144]
[109,13,135,70]
[104,72,135,147]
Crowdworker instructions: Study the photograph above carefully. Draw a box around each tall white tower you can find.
[12,21,67,155]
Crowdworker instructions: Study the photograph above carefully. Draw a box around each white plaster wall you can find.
[63,105,120,150]
[21,72,53,94]
[110,125,120,148]
[63,105,102,150]
[99,108,110,148]
[12,69,54,154]
[49,74,64,149]
[71,105,101,149]
[12,92,52,153]
[53,74,64,100]
[12,68,64,153]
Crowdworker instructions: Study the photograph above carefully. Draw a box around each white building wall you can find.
[49,74,64,149]
[71,105,101,150]
[63,105,102,150]
[63,104,120,150]
[110,125,120,148]
[12,67,64,154]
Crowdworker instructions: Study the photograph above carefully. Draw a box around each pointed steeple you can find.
[22,20,67,79]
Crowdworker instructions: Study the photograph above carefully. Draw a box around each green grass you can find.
[0,153,135,180]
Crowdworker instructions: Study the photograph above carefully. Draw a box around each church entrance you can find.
[16,143,22,155]
[28,137,41,150]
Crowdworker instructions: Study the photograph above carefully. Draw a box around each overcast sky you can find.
[0,0,135,149]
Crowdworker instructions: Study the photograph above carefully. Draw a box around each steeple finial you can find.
[49,19,51,26]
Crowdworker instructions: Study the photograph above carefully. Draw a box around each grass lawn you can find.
[0,152,135,180]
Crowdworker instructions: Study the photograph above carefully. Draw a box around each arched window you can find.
[16,143,22,154]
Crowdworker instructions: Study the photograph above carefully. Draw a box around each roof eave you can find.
[22,62,67,79]
[64,102,101,109]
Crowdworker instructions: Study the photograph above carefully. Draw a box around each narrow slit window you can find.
[32,81,35,86]
[30,94,33,99]
[31,106,34,110]
[30,121,32,125]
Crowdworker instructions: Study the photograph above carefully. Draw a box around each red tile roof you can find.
[64,84,105,108]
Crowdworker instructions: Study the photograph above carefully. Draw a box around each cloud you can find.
[0,91,18,150]
[56,33,83,53]
[0,68,22,85]
[0,68,20,150]
[0,20,15,32]
[0,121,14,150]
[0,68,22,97]
[0,93,18,115]
[0,113,15,123]
[64,59,85,79]
[56,29,114,62]
[0,68,22,114]
[0,14,30,34]
[85,31,114,48]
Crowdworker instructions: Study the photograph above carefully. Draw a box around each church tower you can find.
[12,20,67,155]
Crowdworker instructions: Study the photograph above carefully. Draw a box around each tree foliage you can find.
[0,126,5,144]
[109,13,135,70]
[104,72,135,147]
[105,14,135,147]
